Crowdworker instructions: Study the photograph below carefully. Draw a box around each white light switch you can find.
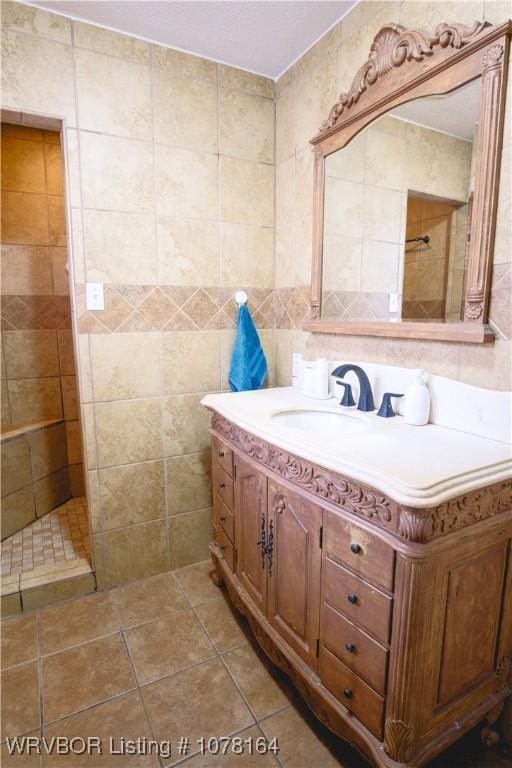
[388,293,399,313]
[86,282,104,311]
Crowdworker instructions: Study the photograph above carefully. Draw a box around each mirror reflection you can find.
[321,79,480,323]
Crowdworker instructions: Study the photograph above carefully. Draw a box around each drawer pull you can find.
[350,543,362,554]
[347,593,358,604]
[220,516,226,522]
[345,642,356,653]
[343,688,353,699]
[219,545,227,551]
[219,482,226,489]
[218,450,225,458]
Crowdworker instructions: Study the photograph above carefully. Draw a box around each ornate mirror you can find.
[306,21,511,343]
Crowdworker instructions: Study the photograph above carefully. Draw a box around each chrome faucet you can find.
[331,364,375,412]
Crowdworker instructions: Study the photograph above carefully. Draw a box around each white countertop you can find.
[201,387,512,508]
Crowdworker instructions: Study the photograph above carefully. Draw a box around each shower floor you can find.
[1,497,94,613]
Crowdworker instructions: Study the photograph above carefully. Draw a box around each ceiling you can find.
[390,79,481,142]
[25,0,357,79]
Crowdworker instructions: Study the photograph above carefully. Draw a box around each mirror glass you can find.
[321,78,481,323]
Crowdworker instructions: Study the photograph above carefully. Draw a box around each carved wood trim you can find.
[384,719,414,762]
[211,413,512,543]
[318,22,490,135]
[308,20,511,341]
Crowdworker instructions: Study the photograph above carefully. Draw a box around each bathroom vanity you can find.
[202,385,512,768]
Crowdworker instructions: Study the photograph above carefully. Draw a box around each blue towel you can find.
[229,304,268,392]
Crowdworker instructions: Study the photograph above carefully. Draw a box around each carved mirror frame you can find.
[305,20,511,343]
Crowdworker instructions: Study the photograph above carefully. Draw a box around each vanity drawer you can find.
[319,645,384,740]
[320,602,388,696]
[216,498,235,543]
[213,464,234,510]
[324,509,395,592]
[213,436,233,478]
[216,524,235,571]
[323,556,392,644]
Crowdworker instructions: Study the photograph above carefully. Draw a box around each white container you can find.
[404,369,430,426]
[302,358,331,399]
[292,353,303,390]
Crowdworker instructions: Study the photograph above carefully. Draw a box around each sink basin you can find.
[271,409,367,437]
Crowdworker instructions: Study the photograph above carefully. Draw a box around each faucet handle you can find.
[377,392,403,418]
[336,381,356,407]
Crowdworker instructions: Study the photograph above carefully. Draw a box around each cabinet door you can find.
[267,479,323,669]
[234,455,268,614]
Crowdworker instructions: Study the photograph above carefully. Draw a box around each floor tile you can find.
[39,592,118,655]
[1,661,40,736]
[42,633,135,722]
[181,725,278,767]
[222,642,293,720]
[142,658,254,764]
[111,571,187,627]
[174,560,220,606]
[260,705,345,768]
[1,730,42,767]
[1,613,37,669]
[43,691,159,767]
[194,593,249,652]
[124,608,215,685]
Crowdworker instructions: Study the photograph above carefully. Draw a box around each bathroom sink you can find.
[271,409,367,437]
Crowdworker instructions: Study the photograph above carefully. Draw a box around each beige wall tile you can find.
[219,87,274,163]
[69,208,85,283]
[84,210,157,284]
[73,20,150,61]
[151,44,217,82]
[363,186,403,243]
[276,87,296,163]
[155,145,218,219]
[1,30,76,126]
[33,467,70,517]
[51,246,69,295]
[399,0,484,28]
[64,130,81,209]
[8,377,62,426]
[157,218,219,286]
[1,486,36,539]
[221,157,274,227]
[220,223,273,287]
[1,191,49,245]
[91,332,161,400]
[81,403,97,469]
[3,330,59,378]
[75,49,152,141]
[153,69,217,152]
[1,136,46,193]
[219,65,273,98]
[161,331,220,395]
[27,422,67,480]
[1,437,32,497]
[361,240,400,294]
[168,508,212,569]
[65,419,82,465]
[80,132,154,213]
[162,394,211,456]
[95,398,162,467]
[166,451,211,514]
[99,460,165,530]
[103,520,169,586]
[1,1,71,42]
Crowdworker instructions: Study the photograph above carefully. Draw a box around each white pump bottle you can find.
[403,369,430,426]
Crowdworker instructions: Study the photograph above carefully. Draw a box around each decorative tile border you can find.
[1,295,71,330]
[73,285,313,333]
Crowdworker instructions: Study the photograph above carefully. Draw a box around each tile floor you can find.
[1,560,510,768]
[1,497,90,577]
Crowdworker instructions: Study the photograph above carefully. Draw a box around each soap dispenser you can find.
[404,369,430,426]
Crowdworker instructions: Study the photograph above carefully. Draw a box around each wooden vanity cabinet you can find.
[209,416,512,768]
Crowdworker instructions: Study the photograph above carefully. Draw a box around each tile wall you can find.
[1,124,84,535]
[1,1,275,587]
[274,0,512,387]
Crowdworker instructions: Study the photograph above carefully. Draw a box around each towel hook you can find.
[235,290,248,306]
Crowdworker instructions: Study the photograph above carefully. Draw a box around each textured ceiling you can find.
[26,0,357,79]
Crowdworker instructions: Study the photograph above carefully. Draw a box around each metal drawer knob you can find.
[345,642,356,653]
[220,516,226,522]
[220,482,226,489]
[343,688,353,699]
[218,450,225,458]
[347,593,358,604]
[350,543,362,554]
